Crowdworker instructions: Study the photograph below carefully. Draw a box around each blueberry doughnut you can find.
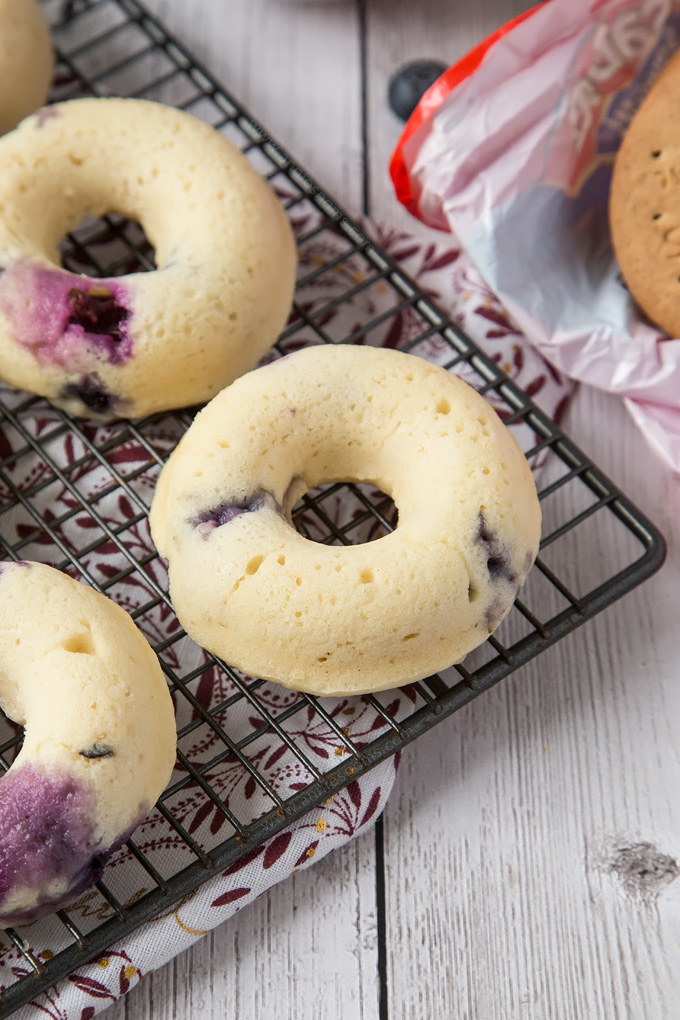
[150,345,541,696]
[0,561,176,926]
[0,98,297,419]
[0,0,53,136]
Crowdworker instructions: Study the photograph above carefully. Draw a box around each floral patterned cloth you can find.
[0,225,572,1019]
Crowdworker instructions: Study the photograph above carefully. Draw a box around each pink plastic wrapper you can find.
[391,0,680,471]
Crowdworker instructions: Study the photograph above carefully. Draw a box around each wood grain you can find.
[108,830,381,1020]
[145,0,364,211]
[382,388,680,1020]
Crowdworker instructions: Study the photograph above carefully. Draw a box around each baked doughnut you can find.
[0,561,176,926]
[150,345,541,696]
[610,51,680,336]
[0,97,297,419]
[0,0,53,136]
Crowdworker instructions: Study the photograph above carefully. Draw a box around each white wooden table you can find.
[107,1,680,1017]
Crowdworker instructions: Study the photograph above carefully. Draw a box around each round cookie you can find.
[610,50,680,337]
[0,0,53,136]
[150,345,541,696]
[0,561,176,926]
[0,97,297,419]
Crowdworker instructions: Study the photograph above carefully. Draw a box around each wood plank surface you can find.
[382,390,680,1020]
[146,0,364,211]
[112,831,381,1020]
[104,1,680,1018]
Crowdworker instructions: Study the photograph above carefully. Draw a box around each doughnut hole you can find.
[14,150,171,276]
[59,214,157,278]
[291,481,398,545]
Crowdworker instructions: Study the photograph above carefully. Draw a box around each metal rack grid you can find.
[0,0,665,1012]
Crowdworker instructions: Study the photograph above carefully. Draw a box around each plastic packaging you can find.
[391,0,680,471]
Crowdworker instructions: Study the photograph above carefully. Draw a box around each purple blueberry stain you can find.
[476,511,516,585]
[477,514,494,545]
[61,373,119,416]
[0,763,100,923]
[0,763,149,924]
[484,596,506,632]
[484,572,523,631]
[191,491,272,539]
[474,510,529,630]
[198,500,263,527]
[0,260,134,368]
[190,483,306,539]
[487,554,510,579]
[67,287,129,340]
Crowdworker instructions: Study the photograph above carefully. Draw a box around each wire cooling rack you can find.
[0,0,665,1012]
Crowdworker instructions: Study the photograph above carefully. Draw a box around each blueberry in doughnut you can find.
[0,98,297,419]
[150,345,541,696]
[0,561,176,926]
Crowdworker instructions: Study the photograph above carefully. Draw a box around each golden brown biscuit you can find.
[0,0,53,136]
[610,51,680,337]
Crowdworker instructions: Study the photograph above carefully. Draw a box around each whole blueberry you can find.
[388,60,448,122]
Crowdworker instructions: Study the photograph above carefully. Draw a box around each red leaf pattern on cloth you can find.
[0,430,12,462]
[525,376,546,398]
[118,968,131,997]
[193,671,216,717]
[294,840,320,867]
[223,846,265,875]
[263,832,293,869]
[211,887,252,908]
[424,250,460,271]
[66,977,116,1001]
[346,781,362,811]
[264,744,288,771]
[359,788,383,829]
[187,799,214,836]
[210,808,228,837]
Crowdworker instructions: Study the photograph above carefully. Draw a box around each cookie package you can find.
[391,0,680,472]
